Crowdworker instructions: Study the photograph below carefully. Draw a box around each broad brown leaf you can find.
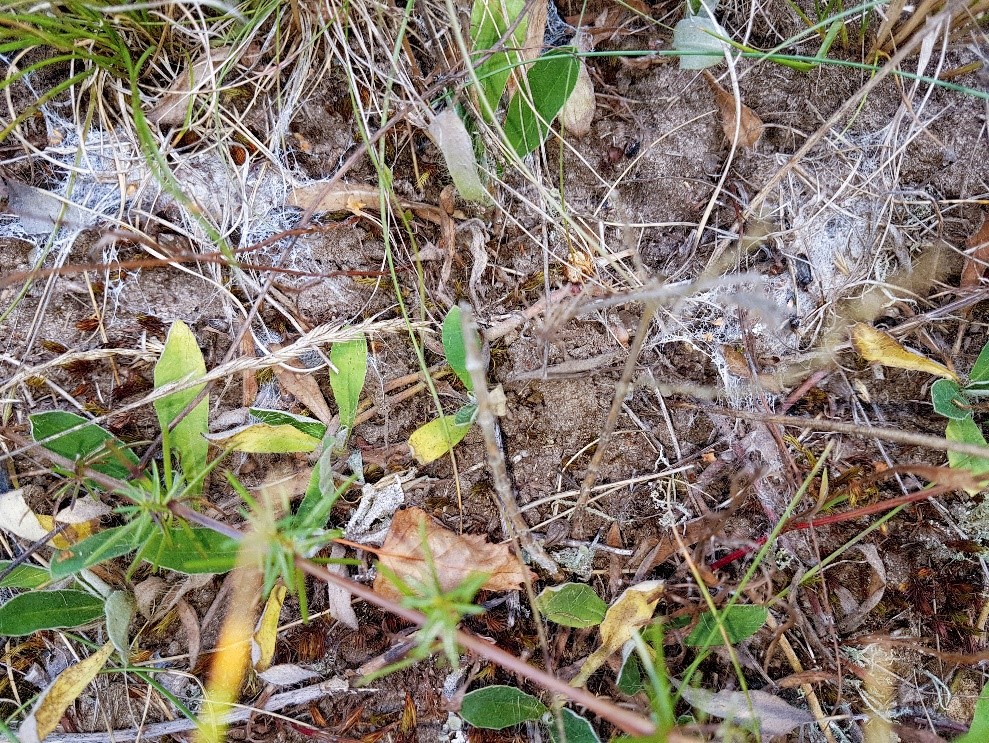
[372,507,534,600]
[703,70,764,149]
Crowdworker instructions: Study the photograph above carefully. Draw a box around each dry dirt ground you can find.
[2,0,989,741]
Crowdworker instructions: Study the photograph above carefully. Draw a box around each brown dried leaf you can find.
[272,363,334,426]
[960,212,989,290]
[287,182,381,215]
[176,599,202,671]
[678,685,813,739]
[372,507,534,601]
[703,70,764,149]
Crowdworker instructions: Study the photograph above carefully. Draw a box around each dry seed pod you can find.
[560,59,595,137]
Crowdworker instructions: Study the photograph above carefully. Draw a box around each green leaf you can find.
[50,525,141,579]
[204,423,321,453]
[536,583,607,628]
[454,403,478,427]
[469,0,527,118]
[956,680,989,742]
[0,561,50,589]
[461,685,547,729]
[932,379,972,420]
[330,335,368,434]
[442,306,474,392]
[946,417,989,488]
[154,321,208,494]
[548,709,601,743]
[104,590,135,662]
[504,48,581,157]
[685,605,768,648]
[249,408,327,440]
[0,590,104,635]
[616,649,644,695]
[971,340,989,384]
[29,411,139,483]
[143,526,239,574]
[407,416,473,464]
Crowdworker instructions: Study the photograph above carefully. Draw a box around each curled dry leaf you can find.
[288,182,381,215]
[852,323,958,381]
[702,70,763,149]
[560,60,595,137]
[272,362,335,427]
[371,507,534,601]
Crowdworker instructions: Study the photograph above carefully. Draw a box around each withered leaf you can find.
[960,212,989,291]
[273,362,334,427]
[851,323,958,381]
[288,182,381,215]
[703,70,764,149]
[372,507,534,601]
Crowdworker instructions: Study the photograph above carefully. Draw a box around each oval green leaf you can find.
[932,379,972,420]
[408,416,473,464]
[0,590,104,635]
[946,416,989,493]
[971,340,989,384]
[461,685,547,729]
[504,48,581,157]
[536,583,607,628]
[143,526,240,574]
[29,411,139,483]
[548,708,601,743]
[442,306,473,392]
[330,334,368,433]
[204,422,321,453]
[686,605,768,648]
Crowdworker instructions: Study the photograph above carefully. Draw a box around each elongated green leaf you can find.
[143,526,239,574]
[548,709,601,743]
[330,335,368,434]
[408,416,473,464]
[249,409,327,440]
[442,306,474,392]
[504,48,581,157]
[50,525,141,579]
[104,590,135,661]
[956,680,989,742]
[536,583,607,628]
[461,685,547,729]
[204,423,321,453]
[469,0,527,118]
[932,379,972,420]
[971,340,989,384]
[686,605,768,648]
[0,590,104,635]
[0,561,50,589]
[29,411,138,482]
[154,321,208,494]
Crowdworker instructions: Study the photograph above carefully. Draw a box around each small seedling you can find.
[5,322,364,638]
[407,306,484,464]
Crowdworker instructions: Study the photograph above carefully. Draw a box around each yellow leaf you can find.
[252,583,286,672]
[407,416,472,465]
[20,641,114,743]
[204,423,320,453]
[571,581,664,688]
[851,323,958,381]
